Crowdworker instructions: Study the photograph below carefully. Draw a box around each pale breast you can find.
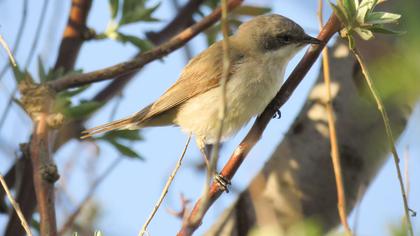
[174,56,286,144]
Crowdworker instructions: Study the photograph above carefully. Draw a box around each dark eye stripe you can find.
[262,34,291,51]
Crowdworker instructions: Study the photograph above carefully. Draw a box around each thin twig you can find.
[138,135,191,236]
[350,46,414,236]
[0,0,50,131]
[177,14,342,236]
[48,0,244,92]
[0,0,27,80]
[403,146,410,200]
[0,173,33,236]
[317,1,351,235]
[58,157,122,236]
[192,0,232,225]
[0,34,17,67]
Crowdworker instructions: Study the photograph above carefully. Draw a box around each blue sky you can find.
[0,0,419,235]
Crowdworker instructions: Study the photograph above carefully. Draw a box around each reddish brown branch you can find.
[30,114,59,236]
[48,0,245,92]
[177,14,342,236]
[54,0,92,71]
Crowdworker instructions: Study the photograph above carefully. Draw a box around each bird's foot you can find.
[273,109,282,119]
[213,173,231,193]
[271,99,282,119]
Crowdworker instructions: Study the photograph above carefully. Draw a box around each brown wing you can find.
[81,41,244,138]
[132,41,244,123]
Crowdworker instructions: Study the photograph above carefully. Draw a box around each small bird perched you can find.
[82,14,320,152]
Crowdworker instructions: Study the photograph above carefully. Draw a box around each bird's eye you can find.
[283,35,290,42]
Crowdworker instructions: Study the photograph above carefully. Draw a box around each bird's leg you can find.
[196,138,210,170]
[196,138,231,192]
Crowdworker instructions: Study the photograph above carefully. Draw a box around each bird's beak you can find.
[302,34,322,45]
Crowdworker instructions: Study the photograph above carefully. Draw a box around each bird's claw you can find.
[273,109,282,119]
[214,174,231,193]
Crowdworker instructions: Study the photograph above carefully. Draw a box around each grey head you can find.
[233,14,320,56]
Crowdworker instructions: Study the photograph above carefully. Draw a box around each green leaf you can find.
[58,85,90,97]
[330,2,350,26]
[117,33,154,51]
[119,0,160,26]
[53,95,71,113]
[357,0,377,23]
[109,0,119,19]
[44,67,65,81]
[369,25,405,35]
[354,27,374,40]
[103,129,142,141]
[63,101,104,119]
[37,57,47,82]
[343,0,357,20]
[11,63,25,83]
[107,139,142,159]
[365,11,401,24]
[232,5,271,16]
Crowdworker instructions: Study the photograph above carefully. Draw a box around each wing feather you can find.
[134,41,244,123]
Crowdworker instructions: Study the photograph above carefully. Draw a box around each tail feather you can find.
[81,116,135,139]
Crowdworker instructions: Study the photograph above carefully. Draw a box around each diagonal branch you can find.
[177,14,342,236]
[48,0,245,92]
[54,0,93,71]
[92,0,207,105]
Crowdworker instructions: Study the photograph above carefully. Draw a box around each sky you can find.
[0,0,419,235]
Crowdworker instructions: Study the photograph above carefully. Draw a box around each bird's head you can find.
[233,14,321,60]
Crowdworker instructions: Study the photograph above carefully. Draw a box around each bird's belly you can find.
[175,64,284,143]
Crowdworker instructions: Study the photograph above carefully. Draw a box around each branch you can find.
[138,135,191,236]
[351,46,414,236]
[0,172,32,236]
[54,0,93,71]
[48,0,245,92]
[177,14,342,236]
[5,2,94,235]
[317,1,351,234]
[146,0,206,45]
[92,0,208,105]
[30,113,59,236]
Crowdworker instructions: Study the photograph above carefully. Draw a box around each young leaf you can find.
[117,33,154,51]
[63,101,104,119]
[107,139,142,159]
[356,0,377,23]
[369,25,405,35]
[330,2,350,26]
[11,63,25,83]
[58,85,90,97]
[343,0,357,20]
[120,0,160,26]
[109,0,119,19]
[103,129,143,141]
[354,27,374,40]
[365,11,401,25]
[37,57,47,82]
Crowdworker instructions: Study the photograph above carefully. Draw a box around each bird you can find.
[81,14,320,158]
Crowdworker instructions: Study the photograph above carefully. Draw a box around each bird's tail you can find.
[81,116,137,139]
